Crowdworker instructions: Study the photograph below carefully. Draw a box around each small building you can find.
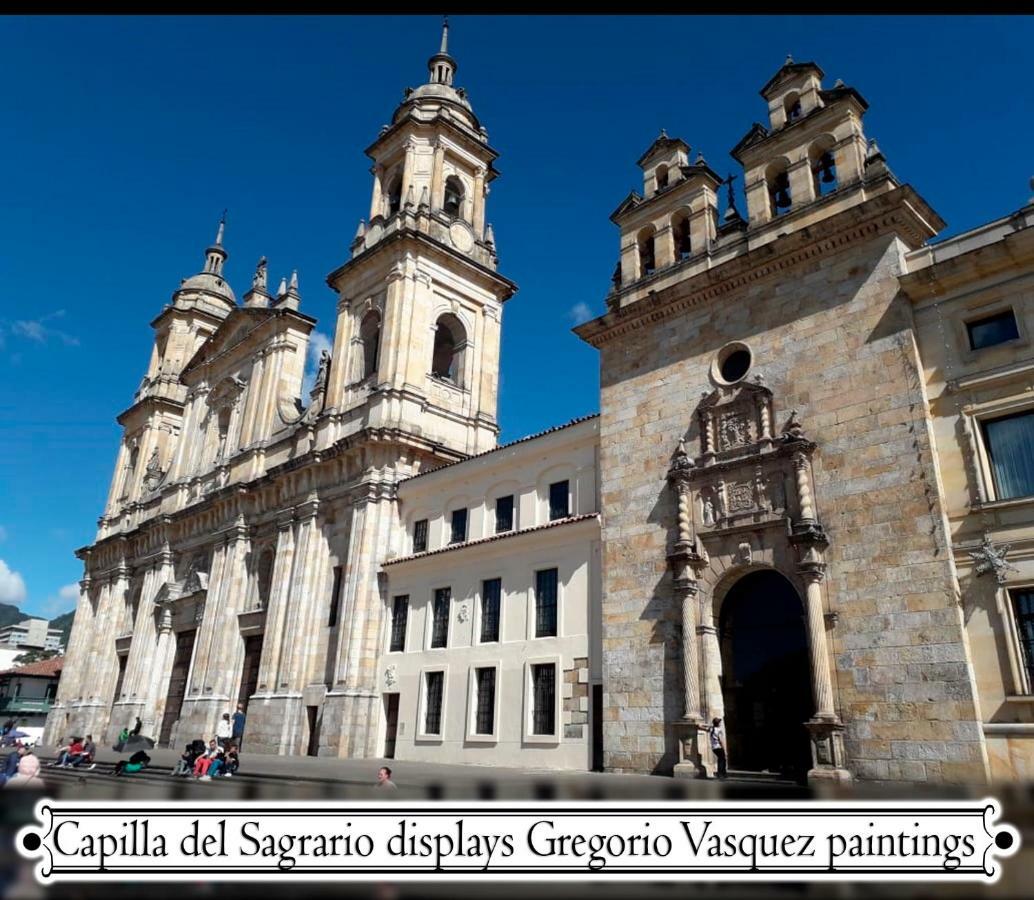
[0,618,64,652]
[380,415,601,769]
[0,656,64,744]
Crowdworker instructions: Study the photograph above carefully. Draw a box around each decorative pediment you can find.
[697,379,775,460]
[182,308,275,376]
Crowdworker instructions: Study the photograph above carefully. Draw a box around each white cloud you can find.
[0,559,27,605]
[301,331,333,397]
[568,302,594,326]
[5,309,79,349]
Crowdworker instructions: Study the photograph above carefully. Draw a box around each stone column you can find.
[801,565,835,719]
[44,577,94,743]
[793,451,816,522]
[757,394,772,443]
[146,600,177,740]
[400,139,416,206]
[473,166,486,238]
[195,517,252,711]
[699,610,724,723]
[259,511,297,694]
[369,164,383,220]
[430,140,445,211]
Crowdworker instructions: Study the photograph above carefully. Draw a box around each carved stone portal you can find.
[669,382,850,783]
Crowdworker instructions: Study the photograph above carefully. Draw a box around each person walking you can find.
[375,766,398,790]
[231,704,246,749]
[216,713,232,749]
[706,717,728,780]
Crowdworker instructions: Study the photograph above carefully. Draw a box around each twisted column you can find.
[793,451,816,521]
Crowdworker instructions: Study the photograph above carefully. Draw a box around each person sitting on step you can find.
[193,739,219,779]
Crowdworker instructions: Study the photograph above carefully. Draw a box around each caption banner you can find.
[17,799,1019,882]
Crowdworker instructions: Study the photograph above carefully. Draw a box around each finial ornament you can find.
[441,15,449,53]
[277,276,287,297]
[289,269,299,293]
[722,172,742,223]
[215,209,227,246]
[781,409,806,442]
[785,53,794,65]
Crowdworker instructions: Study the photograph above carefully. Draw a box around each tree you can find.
[12,648,61,666]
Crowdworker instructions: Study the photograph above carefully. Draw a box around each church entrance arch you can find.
[717,569,813,782]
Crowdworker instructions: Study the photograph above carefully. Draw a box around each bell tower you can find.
[325,18,516,458]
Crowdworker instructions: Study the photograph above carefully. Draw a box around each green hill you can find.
[50,610,75,647]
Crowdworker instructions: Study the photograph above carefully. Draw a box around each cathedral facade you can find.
[47,31,1034,783]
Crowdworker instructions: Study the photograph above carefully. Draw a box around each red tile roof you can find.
[0,656,64,678]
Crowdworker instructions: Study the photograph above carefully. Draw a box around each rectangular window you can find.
[424,671,444,735]
[327,566,343,628]
[549,480,570,521]
[535,568,559,638]
[1011,589,1034,694]
[389,595,409,652]
[450,508,467,544]
[495,495,514,533]
[967,310,1019,351]
[413,519,428,554]
[531,663,555,735]
[480,578,501,643]
[475,667,496,735]
[982,411,1034,500]
[431,588,450,648]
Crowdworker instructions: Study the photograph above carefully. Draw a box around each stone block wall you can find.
[595,231,989,782]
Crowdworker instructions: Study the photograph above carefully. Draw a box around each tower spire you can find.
[203,211,228,276]
[428,15,456,85]
[215,209,226,247]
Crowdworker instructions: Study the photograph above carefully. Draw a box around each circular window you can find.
[712,342,753,385]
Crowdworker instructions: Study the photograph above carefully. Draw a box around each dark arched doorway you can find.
[718,569,813,782]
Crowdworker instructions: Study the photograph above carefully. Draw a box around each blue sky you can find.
[1,15,1031,619]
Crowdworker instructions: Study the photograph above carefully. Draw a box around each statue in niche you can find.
[702,496,716,527]
[142,447,165,491]
[313,349,331,395]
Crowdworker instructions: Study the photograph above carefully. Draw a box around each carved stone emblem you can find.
[142,447,167,492]
[457,603,470,624]
[385,665,398,688]
[968,535,1018,585]
[727,482,754,512]
[719,410,750,449]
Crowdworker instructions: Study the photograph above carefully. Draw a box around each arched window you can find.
[386,174,402,217]
[256,548,275,610]
[655,164,669,192]
[671,211,692,261]
[358,311,381,381]
[637,226,656,277]
[809,140,838,198]
[766,161,792,217]
[431,314,466,385]
[443,175,465,219]
[784,92,802,123]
